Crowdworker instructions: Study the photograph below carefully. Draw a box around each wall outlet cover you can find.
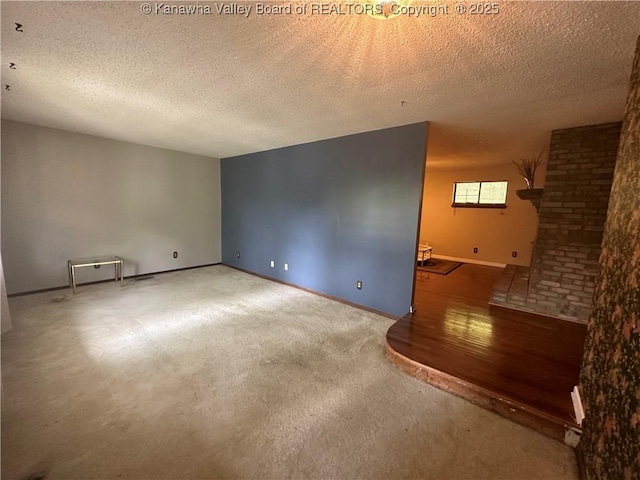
[512,251,518,258]
[173,251,178,259]
[356,280,363,290]
[473,247,478,254]
[284,263,288,271]
[270,260,275,268]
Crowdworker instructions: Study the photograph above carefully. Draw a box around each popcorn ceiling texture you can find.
[579,36,640,480]
[1,1,639,158]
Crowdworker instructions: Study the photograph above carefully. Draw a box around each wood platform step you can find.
[386,342,579,443]
[390,263,587,444]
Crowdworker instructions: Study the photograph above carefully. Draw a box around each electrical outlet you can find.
[473,247,478,254]
[512,251,518,258]
[173,251,178,259]
[284,263,288,271]
[236,252,240,259]
[270,260,275,268]
[356,280,363,290]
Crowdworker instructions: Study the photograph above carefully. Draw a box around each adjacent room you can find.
[1,2,639,480]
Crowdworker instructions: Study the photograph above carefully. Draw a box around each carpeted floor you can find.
[1,265,578,480]
[418,258,463,275]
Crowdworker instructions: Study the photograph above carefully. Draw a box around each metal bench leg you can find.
[71,266,77,294]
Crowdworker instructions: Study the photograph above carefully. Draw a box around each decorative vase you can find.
[524,177,534,189]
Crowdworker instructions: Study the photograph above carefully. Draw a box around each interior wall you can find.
[221,123,428,318]
[1,120,222,294]
[420,125,548,267]
[1,260,10,334]
[0,125,11,331]
[579,36,640,480]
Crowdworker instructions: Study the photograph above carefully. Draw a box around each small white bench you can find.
[67,256,124,294]
[417,245,433,266]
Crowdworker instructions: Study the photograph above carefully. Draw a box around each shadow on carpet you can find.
[417,259,463,275]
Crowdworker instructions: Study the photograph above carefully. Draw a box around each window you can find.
[452,181,508,208]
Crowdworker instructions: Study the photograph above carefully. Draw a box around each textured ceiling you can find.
[1,1,639,159]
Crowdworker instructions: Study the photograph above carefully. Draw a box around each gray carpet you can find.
[1,265,578,480]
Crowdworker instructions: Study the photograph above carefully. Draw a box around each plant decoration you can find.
[513,151,543,189]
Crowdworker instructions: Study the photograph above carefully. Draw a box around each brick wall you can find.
[527,123,622,323]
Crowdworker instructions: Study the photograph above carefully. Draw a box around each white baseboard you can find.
[432,254,506,268]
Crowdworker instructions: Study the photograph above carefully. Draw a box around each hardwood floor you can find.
[387,263,587,441]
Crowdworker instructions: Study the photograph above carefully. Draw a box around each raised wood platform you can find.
[387,264,587,442]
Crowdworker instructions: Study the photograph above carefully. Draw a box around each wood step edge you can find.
[385,341,580,443]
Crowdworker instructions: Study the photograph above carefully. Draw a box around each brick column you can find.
[527,123,621,323]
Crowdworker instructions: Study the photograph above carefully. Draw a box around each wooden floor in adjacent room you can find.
[386,263,588,441]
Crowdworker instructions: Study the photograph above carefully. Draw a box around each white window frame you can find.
[452,181,508,208]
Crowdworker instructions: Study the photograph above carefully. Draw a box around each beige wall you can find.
[419,124,548,267]
[1,261,10,333]
[0,121,11,331]
[1,121,222,294]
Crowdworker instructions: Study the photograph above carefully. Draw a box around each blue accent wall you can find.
[221,123,428,318]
